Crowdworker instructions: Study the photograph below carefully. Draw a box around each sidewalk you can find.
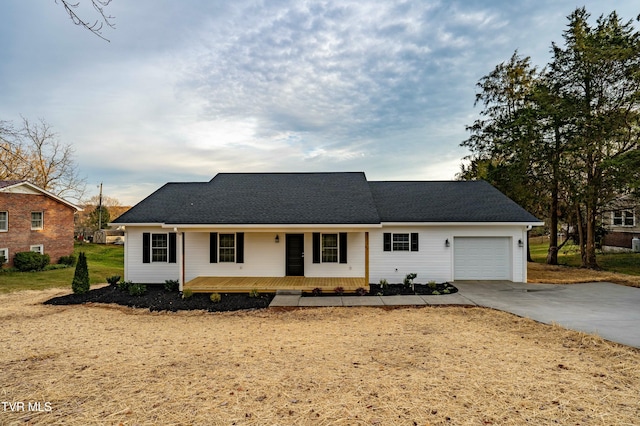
[269,291,476,307]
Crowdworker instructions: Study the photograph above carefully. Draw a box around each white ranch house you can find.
[111,172,542,291]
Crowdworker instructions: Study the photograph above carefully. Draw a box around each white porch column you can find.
[178,231,184,291]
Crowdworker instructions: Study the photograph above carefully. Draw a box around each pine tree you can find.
[72,252,90,294]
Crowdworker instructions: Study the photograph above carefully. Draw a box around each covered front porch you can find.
[183,276,368,294]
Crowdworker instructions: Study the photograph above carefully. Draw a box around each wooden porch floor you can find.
[184,276,368,293]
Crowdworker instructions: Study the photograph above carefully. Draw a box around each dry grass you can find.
[1,289,639,425]
[528,262,640,288]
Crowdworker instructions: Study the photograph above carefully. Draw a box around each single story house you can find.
[0,180,82,266]
[111,172,542,291]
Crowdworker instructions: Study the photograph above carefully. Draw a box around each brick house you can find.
[0,180,81,267]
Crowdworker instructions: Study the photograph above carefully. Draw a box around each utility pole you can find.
[98,182,103,231]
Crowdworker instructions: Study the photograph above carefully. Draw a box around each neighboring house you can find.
[602,194,640,251]
[111,172,542,290]
[0,180,82,267]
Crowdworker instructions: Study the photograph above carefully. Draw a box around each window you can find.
[613,210,634,226]
[322,234,338,263]
[30,245,43,254]
[31,212,43,230]
[219,234,235,262]
[151,234,168,262]
[392,233,410,251]
[0,248,8,264]
[0,212,7,231]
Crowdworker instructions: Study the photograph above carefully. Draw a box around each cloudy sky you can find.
[1,1,638,205]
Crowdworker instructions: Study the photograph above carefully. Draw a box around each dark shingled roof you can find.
[113,172,381,225]
[113,173,540,225]
[368,180,540,222]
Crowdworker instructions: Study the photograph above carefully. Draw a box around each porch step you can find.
[276,289,302,295]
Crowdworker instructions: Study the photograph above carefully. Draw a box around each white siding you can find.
[185,232,284,281]
[369,225,528,284]
[124,227,180,284]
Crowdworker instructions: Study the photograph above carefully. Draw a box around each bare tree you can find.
[56,0,115,42]
[0,117,87,202]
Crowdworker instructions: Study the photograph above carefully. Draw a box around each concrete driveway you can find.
[453,281,640,349]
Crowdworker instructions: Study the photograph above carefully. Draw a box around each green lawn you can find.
[0,243,124,293]
[530,241,640,276]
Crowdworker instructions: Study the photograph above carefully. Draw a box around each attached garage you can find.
[454,237,511,280]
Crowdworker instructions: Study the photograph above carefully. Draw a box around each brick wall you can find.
[603,231,640,248]
[0,192,76,266]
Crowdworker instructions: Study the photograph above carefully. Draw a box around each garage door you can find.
[454,237,511,280]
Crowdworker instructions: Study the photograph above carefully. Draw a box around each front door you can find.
[286,234,304,276]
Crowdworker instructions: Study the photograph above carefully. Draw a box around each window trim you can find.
[321,233,338,263]
[0,248,8,263]
[151,233,168,263]
[31,211,44,230]
[613,210,635,227]
[218,233,236,263]
[392,233,410,251]
[0,211,7,232]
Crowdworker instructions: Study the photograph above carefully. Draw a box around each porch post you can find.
[365,232,369,285]
[178,231,184,291]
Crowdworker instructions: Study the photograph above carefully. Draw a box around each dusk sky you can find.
[2,1,638,205]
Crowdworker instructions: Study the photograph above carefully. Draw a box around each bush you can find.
[128,283,147,296]
[311,287,323,296]
[164,279,179,292]
[249,288,260,298]
[117,280,132,292]
[355,287,368,296]
[333,286,344,295]
[379,278,389,289]
[210,293,221,303]
[58,254,77,266]
[14,251,50,272]
[182,288,193,299]
[106,275,121,285]
[71,252,90,295]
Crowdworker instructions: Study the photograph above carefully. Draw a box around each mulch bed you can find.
[44,284,274,312]
[302,282,458,296]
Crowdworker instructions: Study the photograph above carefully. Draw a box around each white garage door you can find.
[454,237,511,280]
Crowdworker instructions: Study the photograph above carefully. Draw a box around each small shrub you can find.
[442,288,450,294]
[128,283,147,296]
[432,290,441,295]
[14,252,50,272]
[182,288,193,299]
[249,288,260,298]
[404,273,417,290]
[117,280,133,292]
[311,287,323,296]
[106,275,121,286]
[333,286,345,296]
[164,279,180,292]
[58,254,77,266]
[379,278,389,289]
[71,252,90,295]
[427,280,438,289]
[210,293,222,303]
[355,287,367,296]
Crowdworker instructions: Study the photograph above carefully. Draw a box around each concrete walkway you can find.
[269,281,640,349]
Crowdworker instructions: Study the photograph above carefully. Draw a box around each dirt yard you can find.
[1,289,639,425]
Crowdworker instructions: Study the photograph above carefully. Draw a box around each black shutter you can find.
[312,232,320,263]
[339,232,347,263]
[169,233,177,263]
[236,232,244,263]
[142,232,150,263]
[210,232,218,263]
[411,233,419,252]
[383,233,391,252]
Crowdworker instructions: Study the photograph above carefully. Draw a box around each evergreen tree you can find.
[72,252,90,294]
